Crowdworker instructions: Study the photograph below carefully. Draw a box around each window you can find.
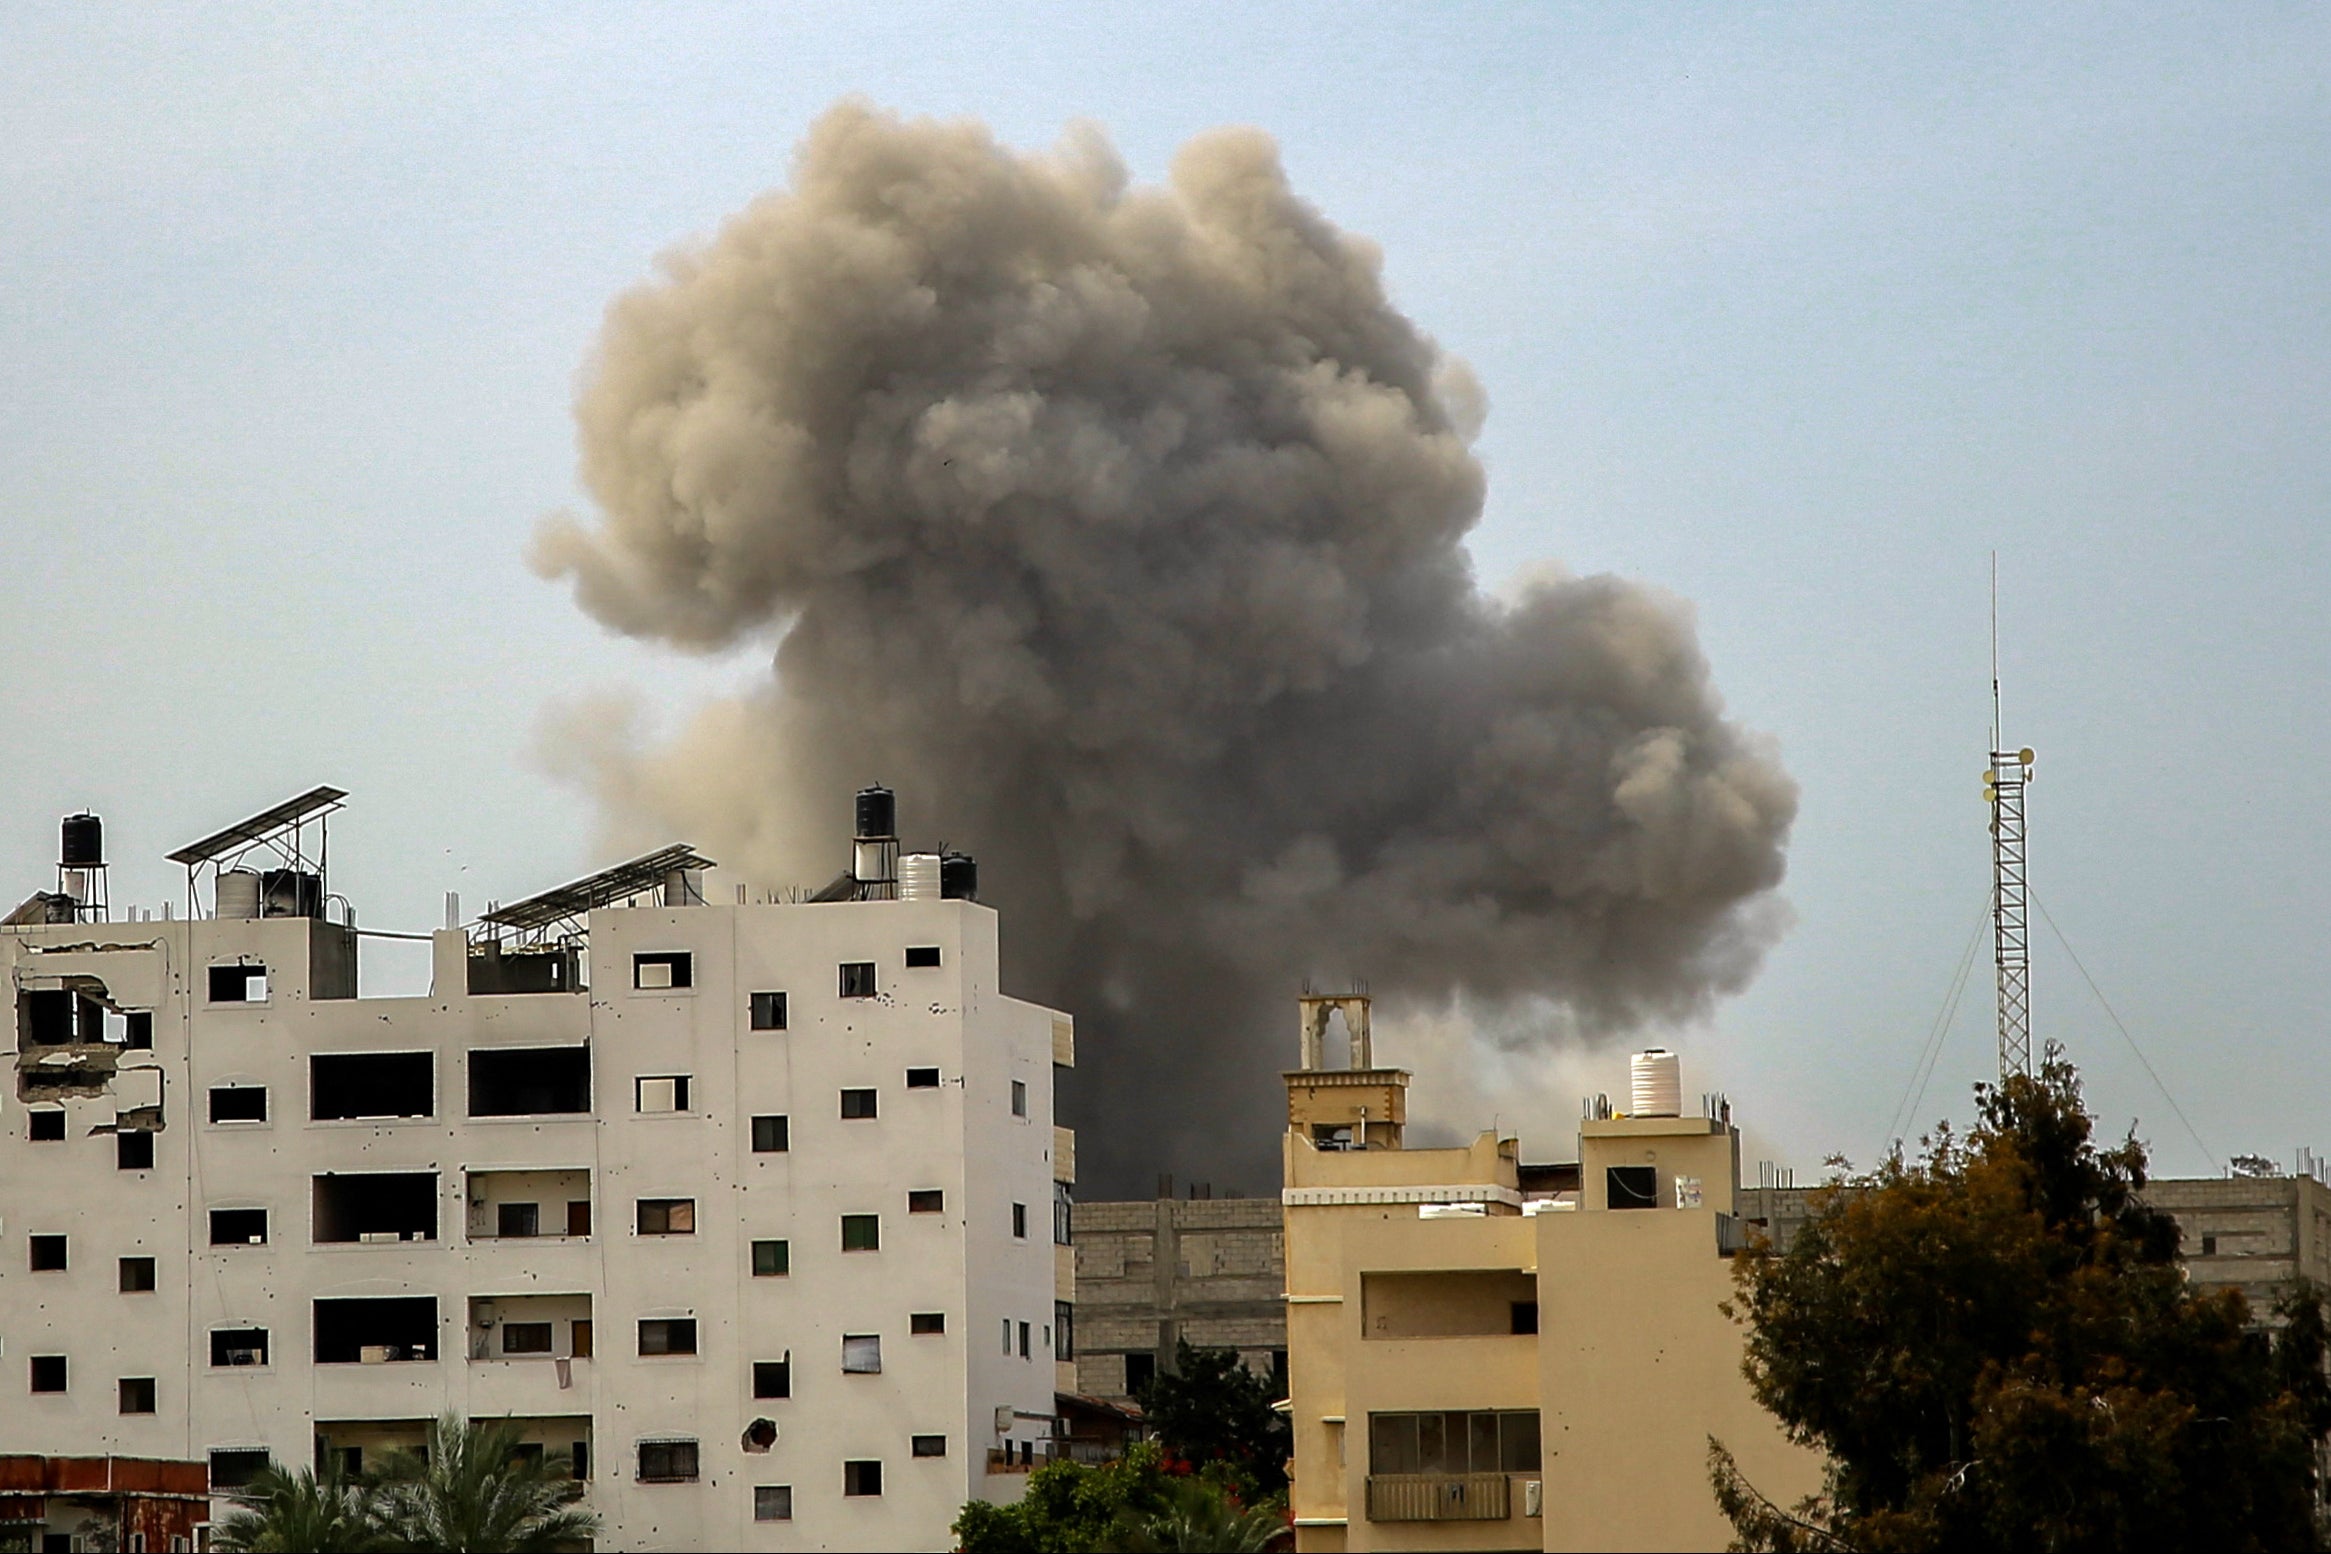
[120,1257,156,1293]
[312,1296,437,1364]
[754,1485,793,1522]
[498,1202,540,1239]
[117,1130,154,1170]
[1367,1409,1542,1475]
[310,1052,432,1120]
[468,1046,590,1116]
[210,1329,269,1367]
[841,1214,880,1252]
[912,1434,947,1458]
[1011,1080,1028,1118]
[637,1440,699,1483]
[28,1108,64,1142]
[842,1459,883,1497]
[752,1115,789,1153]
[841,1088,877,1119]
[210,1208,268,1246]
[638,1319,698,1356]
[749,992,787,1031]
[911,1311,945,1335]
[572,1442,591,1481]
[752,1239,790,1277]
[754,1359,791,1398]
[29,1355,66,1393]
[635,1075,691,1113]
[125,1011,152,1050]
[1125,1352,1156,1393]
[842,1334,882,1374]
[312,1171,437,1244]
[632,952,692,990]
[119,1376,156,1414]
[208,964,267,1003]
[906,1066,940,1088]
[2202,1234,2219,1255]
[499,1322,553,1356]
[572,1320,593,1358]
[1055,1181,1075,1245]
[30,1234,66,1272]
[1003,1318,1013,1354]
[1012,1201,1032,1239]
[905,945,942,968]
[908,1189,944,1214]
[636,1199,696,1236]
[208,1449,270,1489]
[568,1200,592,1236]
[209,1085,267,1124]
[1056,1301,1075,1361]
[1607,1165,1659,1210]
[1511,1301,1539,1335]
[1019,1321,1031,1359]
[839,962,877,998]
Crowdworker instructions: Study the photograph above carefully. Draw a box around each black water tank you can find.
[854,786,895,840]
[260,869,324,919]
[940,851,978,901]
[59,813,103,868]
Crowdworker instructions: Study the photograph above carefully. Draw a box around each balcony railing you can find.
[1366,1473,1511,1522]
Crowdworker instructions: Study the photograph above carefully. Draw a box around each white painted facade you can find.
[1,877,1075,1551]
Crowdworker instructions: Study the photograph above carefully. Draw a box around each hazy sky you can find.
[4,4,2325,1181]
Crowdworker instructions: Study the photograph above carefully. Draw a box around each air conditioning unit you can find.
[359,1345,391,1365]
[223,1348,263,1367]
[1524,1479,1543,1517]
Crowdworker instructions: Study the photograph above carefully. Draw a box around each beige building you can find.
[1281,995,1821,1553]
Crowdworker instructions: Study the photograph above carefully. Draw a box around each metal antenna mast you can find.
[1985,553,2036,1079]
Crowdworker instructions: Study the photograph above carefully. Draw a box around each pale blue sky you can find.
[3,3,2326,1177]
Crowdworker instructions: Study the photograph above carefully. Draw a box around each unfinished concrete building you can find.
[1070,1191,1287,1403]
[0,788,1076,1553]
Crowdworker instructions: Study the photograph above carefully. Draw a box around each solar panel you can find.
[481,845,717,933]
[166,786,349,867]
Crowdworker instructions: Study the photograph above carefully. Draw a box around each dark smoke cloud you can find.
[533,103,1797,1194]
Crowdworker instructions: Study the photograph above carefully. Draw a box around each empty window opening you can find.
[638,1440,699,1483]
[498,1202,540,1239]
[754,1485,792,1522]
[911,1312,946,1335]
[210,1208,268,1246]
[638,1319,697,1356]
[468,1046,590,1116]
[753,1359,791,1399]
[30,1234,67,1272]
[313,1172,438,1244]
[1511,1301,1539,1335]
[839,962,877,998]
[1019,1322,1031,1359]
[208,1449,270,1490]
[908,1189,944,1214]
[1012,1202,1028,1239]
[904,946,942,969]
[29,1355,66,1393]
[842,1334,882,1374]
[465,942,580,995]
[502,1323,554,1356]
[1056,1301,1075,1361]
[313,1297,437,1364]
[1367,1409,1542,1476]
[210,1329,269,1367]
[752,1115,789,1153]
[1125,1352,1156,1393]
[573,1319,594,1358]
[2202,1234,2219,1255]
[209,1085,267,1124]
[120,1256,156,1293]
[632,952,692,991]
[911,1434,947,1458]
[750,992,787,1031]
[207,965,268,1004]
[28,1108,64,1142]
[1011,1079,1028,1118]
[119,1377,156,1414]
[1607,1165,1659,1210]
[906,1066,940,1089]
[311,1052,432,1121]
[117,1130,154,1170]
[841,1087,877,1119]
[636,1198,695,1236]
[841,1214,880,1252]
[752,1239,790,1277]
[1002,1319,1011,1355]
[843,1459,883,1497]
[635,1075,691,1113]
[1055,1182,1075,1245]
[123,1011,153,1050]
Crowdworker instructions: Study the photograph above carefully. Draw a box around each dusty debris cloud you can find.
[533,102,1797,1194]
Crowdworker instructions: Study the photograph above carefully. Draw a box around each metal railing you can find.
[1365,1473,1511,1521]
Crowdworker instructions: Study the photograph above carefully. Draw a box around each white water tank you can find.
[899,853,943,901]
[216,870,262,921]
[1630,1049,1682,1118]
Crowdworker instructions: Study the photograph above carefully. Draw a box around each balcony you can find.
[1366,1473,1512,1522]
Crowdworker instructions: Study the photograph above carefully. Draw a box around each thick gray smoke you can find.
[533,103,1797,1194]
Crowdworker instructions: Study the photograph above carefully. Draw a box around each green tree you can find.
[954,1442,1181,1553]
[212,1462,387,1554]
[370,1414,600,1554]
[1109,1474,1288,1552]
[1715,1052,2331,1552]
[1137,1339,1292,1495]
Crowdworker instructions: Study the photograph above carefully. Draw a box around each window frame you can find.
[636,1439,700,1483]
[749,991,788,1031]
[636,1318,699,1357]
[751,1238,790,1277]
[838,961,877,999]
[631,952,693,991]
[840,1213,880,1252]
[635,1198,697,1236]
[751,1115,790,1153]
[840,1087,878,1120]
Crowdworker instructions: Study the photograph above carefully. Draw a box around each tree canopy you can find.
[1716,1053,2331,1552]
[1137,1338,1292,1496]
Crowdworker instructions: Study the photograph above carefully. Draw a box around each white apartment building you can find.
[0,788,1077,1552]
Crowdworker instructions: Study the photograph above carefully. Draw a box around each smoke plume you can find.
[533,103,1797,1194]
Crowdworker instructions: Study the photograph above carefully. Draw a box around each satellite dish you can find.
[2018,747,2035,765]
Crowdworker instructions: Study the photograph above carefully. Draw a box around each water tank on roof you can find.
[261,869,323,919]
[899,853,942,901]
[854,786,896,841]
[1630,1049,1682,1118]
[217,870,262,921]
[60,813,103,868]
[940,852,978,902]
